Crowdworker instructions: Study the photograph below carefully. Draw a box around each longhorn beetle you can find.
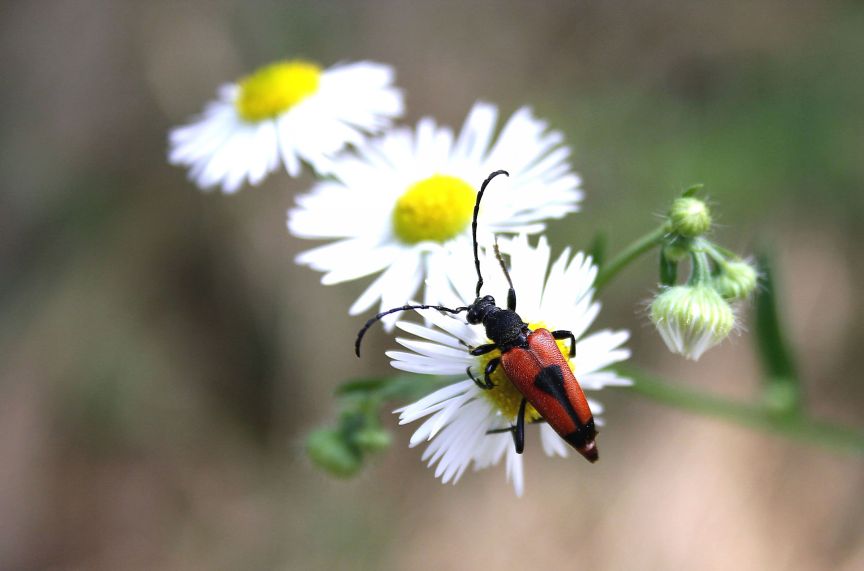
[355,170,598,463]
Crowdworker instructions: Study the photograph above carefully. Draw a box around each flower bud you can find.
[306,428,361,477]
[650,284,735,360]
[712,260,758,301]
[668,197,711,238]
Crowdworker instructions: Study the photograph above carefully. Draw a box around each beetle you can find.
[355,170,598,463]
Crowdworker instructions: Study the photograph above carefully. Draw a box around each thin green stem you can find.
[687,250,712,285]
[594,225,667,291]
[621,367,864,455]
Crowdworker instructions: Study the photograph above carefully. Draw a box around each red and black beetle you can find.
[355,170,598,463]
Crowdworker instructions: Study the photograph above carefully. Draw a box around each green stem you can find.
[622,368,864,455]
[687,250,712,285]
[594,225,668,291]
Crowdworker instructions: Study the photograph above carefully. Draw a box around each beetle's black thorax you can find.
[466,295,529,351]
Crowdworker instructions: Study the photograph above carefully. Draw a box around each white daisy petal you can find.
[395,338,475,361]
[574,330,631,375]
[395,321,463,349]
[395,380,474,418]
[505,445,525,497]
[540,423,570,458]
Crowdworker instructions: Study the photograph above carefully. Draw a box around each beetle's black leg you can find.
[493,239,517,311]
[512,398,527,454]
[470,343,498,356]
[486,401,534,451]
[551,329,577,358]
[481,357,500,389]
[466,366,493,390]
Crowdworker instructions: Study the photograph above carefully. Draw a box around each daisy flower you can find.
[288,101,583,329]
[168,59,404,193]
[388,235,631,496]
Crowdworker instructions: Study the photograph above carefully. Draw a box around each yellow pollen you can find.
[476,321,576,422]
[392,175,476,244]
[235,60,321,122]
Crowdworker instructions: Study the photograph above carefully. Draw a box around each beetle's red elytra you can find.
[501,328,597,462]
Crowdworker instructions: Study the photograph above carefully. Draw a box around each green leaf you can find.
[306,428,362,477]
[682,183,704,197]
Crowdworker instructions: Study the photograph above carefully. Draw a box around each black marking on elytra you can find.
[564,418,597,449]
[533,365,582,427]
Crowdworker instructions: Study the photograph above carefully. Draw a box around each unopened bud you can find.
[650,284,735,360]
[713,260,758,301]
[669,197,711,238]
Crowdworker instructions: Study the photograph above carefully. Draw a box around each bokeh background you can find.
[2,1,863,569]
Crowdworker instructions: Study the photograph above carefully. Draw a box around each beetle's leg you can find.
[486,398,526,453]
[507,288,517,312]
[551,329,577,358]
[468,345,499,389]
[493,239,517,311]
[479,357,500,389]
[486,401,532,452]
[470,343,498,356]
[512,398,527,454]
[466,366,493,390]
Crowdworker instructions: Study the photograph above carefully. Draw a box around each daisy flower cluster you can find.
[169,55,629,494]
[170,55,754,495]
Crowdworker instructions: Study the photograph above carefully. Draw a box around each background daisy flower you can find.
[388,235,631,496]
[169,60,404,193]
[288,102,583,329]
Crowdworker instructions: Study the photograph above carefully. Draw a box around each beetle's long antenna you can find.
[355,304,470,357]
[472,170,509,298]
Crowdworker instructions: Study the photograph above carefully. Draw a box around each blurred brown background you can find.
[1,1,862,569]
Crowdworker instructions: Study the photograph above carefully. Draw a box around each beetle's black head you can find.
[466,295,496,325]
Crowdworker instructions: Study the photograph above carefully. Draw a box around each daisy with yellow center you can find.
[288,102,584,330]
[168,59,403,193]
[389,235,631,496]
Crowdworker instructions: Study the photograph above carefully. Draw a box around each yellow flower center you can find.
[477,321,576,422]
[235,60,322,122]
[392,175,476,244]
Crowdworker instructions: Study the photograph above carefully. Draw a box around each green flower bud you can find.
[650,284,735,360]
[306,428,361,477]
[353,427,392,453]
[668,197,711,238]
[712,260,758,301]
